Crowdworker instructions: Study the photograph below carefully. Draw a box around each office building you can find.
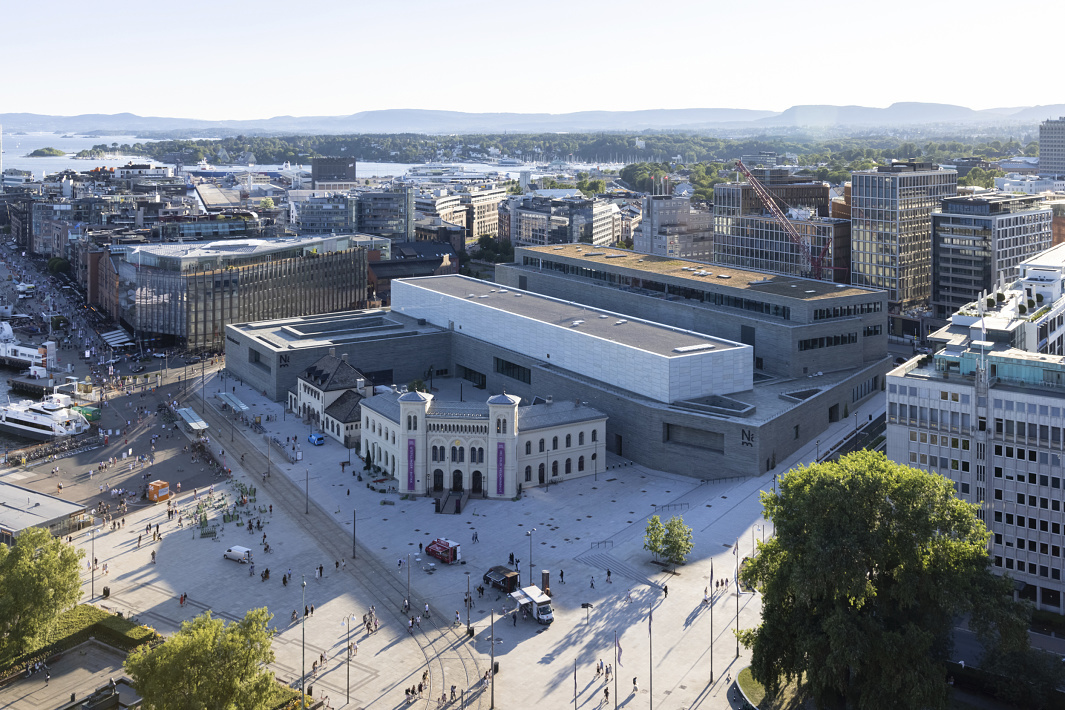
[99,235,368,352]
[312,157,359,190]
[929,243,1065,357]
[293,194,357,235]
[713,180,844,281]
[1039,117,1065,176]
[502,194,619,248]
[634,195,713,260]
[887,327,1065,613]
[357,187,415,242]
[461,185,507,239]
[932,193,1052,319]
[850,162,957,332]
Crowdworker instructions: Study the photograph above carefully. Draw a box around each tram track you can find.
[196,401,486,708]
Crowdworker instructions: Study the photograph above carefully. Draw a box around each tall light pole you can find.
[527,528,535,567]
[200,357,205,413]
[465,571,471,635]
[352,508,357,560]
[815,439,820,462]
[407,552,411,604]
[346,612,352,706]
[91,522,96,599]
[490,610,496,709]
[305,468,309,515]
[301,575,307,709]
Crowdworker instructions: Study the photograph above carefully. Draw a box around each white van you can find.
[223,546,252,563]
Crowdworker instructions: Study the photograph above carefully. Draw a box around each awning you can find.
[100,329,134,347]
[217,392,248,412]
[176,407,209,431]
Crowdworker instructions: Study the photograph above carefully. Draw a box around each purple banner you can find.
[496,442,506,496]
[407,439,416,491]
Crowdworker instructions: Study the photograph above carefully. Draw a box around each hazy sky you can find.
[3,0,1062,119]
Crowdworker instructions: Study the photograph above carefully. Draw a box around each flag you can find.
[616,635,623,667]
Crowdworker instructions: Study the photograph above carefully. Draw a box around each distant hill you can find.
[0,103,1054,135]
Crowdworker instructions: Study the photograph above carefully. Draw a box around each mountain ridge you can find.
[1,102,1062,135]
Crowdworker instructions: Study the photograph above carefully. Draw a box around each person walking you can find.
[633,677,639,694]
[559,569,564,584]
[424,602,430,618]
[663,584,668,598]
[590,576,595,589]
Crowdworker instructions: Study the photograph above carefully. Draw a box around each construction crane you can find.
[734,160,833,280]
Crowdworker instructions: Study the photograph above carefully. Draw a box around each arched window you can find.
[578,456,585,472]
[565,458,572,474]
[565,434,571,448]
[503,418,508,434]
[525,441,532,455]
[539,439,545,453]
[552,436,558,450]
[407,415,411,431]
[496,418,501,434]
[551,460,559,477]
[459,447,465,463]
[579,431,585,445]
[451,446,458,461]
[591,429,598,442]
[524,466,532,482]
[412,417,417,431]
[478,448,485,464]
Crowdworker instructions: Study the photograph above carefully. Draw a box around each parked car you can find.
[131,365,145,373]
[308,433,325,446]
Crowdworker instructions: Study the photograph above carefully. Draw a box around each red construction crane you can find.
[734,160,832,280]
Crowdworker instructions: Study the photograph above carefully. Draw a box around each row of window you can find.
[994,512,1063,535]
[798,333,858,351]
[430,445,485,464]
[812,302,884,320]
[522,455,591,480]
[994,556,1061,580]
[524,430,597,454]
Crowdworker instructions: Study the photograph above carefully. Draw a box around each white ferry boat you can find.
[0,392,89,440]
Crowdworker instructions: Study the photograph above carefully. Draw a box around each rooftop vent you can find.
[805,290,817,294]
[615,319,628,325]
[717,274,731,279]
[674,343,716,353]
[599,314,609,318]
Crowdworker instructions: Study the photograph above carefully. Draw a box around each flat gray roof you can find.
[516,245,878,301]
[0,481,85,533]
[228,310,444,353]
[401,275,740,357]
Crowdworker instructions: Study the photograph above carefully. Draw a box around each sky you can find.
[3,0,1063,120]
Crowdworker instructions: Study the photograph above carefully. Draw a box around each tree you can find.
[125,608,277,710]
[0,527,83,663]
[364,450,372,471]
[661,515,694,570]
[258,197,274,210]
[643,515,665,561]
[407,379,425,392]
[739,451,1025,710]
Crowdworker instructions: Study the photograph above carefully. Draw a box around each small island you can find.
[28,147,66,157]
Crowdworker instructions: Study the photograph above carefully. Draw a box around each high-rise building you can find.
[887,283,1065,612]
[460,185,507,239]
[713,180,843,281]
[294,194,358,235]
[634,195,713,261]
[311,157,358,190]
[850,162,957,328]
[931,193,1052,319]
[1039,117,1065,177]
[356,187,415,242]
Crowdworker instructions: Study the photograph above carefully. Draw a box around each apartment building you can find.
[634,195,713,261]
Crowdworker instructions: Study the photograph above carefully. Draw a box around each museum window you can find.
[552,436,558,450]
[552,461,559,477]
[578,456,585,472]
[525,441,532,455]
[579,432,585,445]
[539,439,545,453]
[591,430,597,442]
[565,458,572,474]
[525,466,532,482]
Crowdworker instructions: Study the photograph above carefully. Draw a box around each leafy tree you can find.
[125,608,278,710]
[407,379,425,392]
[0,527,83,663]
[739,451,1026,710]
[258,197,275,210]
[47,257,71,274]
[364,451,372,471]
[643,515,665,561]
[661,515,694,570]
[982,645,1065,710]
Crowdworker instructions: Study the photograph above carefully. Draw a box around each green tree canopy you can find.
[643,515,665,561]
[125,608,278,710]
[661,515,694,570]
[0,527,83,663]
[739,451,1025,710]
[258,197,275,210]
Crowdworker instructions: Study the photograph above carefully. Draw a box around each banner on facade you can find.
[496,442,505,496]
[408,439,416,491]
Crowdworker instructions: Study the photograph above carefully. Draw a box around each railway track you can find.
[197,402,487,708]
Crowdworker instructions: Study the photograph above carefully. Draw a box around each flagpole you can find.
[649,603,654,710]
[735,538,740,658]
[573,659,577,710]
[710,560,714,684]
[613,630,618,710]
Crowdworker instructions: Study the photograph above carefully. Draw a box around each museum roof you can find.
[323,389,364,424]
[515,244,876,301]
[396,276,741,358]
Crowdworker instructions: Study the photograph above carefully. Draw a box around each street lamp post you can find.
[407,552,411,604]
[305,468,309,515]
[91,522,96,599]
[301,575,307,709]
[815,439,820,462]
[346,612,352,706]
[490,610,496,709]
[465,571,471,635]
[352,508,357,560]
[527,528,535,567]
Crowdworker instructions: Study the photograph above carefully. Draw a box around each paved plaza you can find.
[0,248,892,709]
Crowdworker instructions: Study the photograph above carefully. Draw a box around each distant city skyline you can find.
[3,0,1062,120]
